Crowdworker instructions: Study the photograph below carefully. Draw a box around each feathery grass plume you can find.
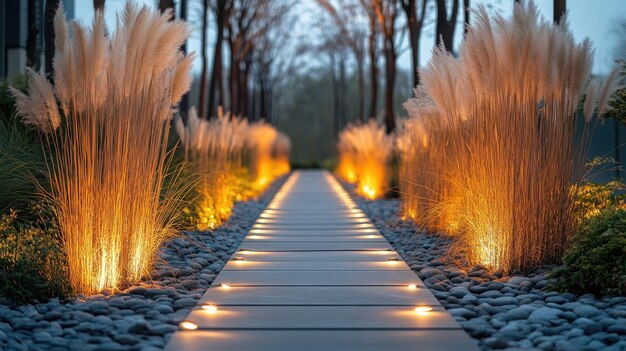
[176,107,249,229]
[247,121,292,188]
[337,121,393,199]
[400,1,621,272]
[11,4,193,294]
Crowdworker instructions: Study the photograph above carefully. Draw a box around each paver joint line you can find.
[164,170,480,351]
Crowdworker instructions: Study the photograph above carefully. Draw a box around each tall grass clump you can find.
[337,120,393,199]
[399,1,621,272]
[176,108,248,229]
[247,121,291,188]
[11,4,194,294]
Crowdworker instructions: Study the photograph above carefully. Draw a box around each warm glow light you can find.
[414,306,433,313]
[232,257,245,261]
[180,321,199,330]
[407,284,418,289]
[238,249,253,254]
[220,283,231,289]
[247,235,266,239]
[202,304,218,313]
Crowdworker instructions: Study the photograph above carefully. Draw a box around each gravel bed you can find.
[0,177,285,351]
[353,193,626,351]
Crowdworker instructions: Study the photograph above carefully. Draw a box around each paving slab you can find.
[184,306,459,329]
[167,330,480,351]
[223,260,410,271]
[213,270,421,286]
[237,241,392,251]
[248,229,379,236]
[198,286,440,306]
[229,234,386,242]
[228,250,402,261]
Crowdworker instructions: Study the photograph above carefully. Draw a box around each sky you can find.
[75,0,625,75]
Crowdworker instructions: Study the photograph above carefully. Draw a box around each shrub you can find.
[0,210,71,303]
[398,2,621,272]
[607,60,626,122]
[336,120,393,199]
[11,4,193,294]
[0,74,27,122]
[552,208,626,296]
[0,121,46,214]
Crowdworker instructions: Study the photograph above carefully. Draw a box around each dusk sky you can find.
[76,0,625,76]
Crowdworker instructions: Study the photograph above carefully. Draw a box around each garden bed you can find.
[0,177,286,351]
[355,194,626,351]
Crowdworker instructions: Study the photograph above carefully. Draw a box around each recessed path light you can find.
[414,306,433,313]
[179,321,198,330]
[202,304,218,313]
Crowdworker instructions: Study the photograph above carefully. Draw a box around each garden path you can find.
[164,170,479,351]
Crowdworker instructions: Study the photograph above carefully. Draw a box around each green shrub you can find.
[572,180,625,225]
[0,121,46,214]
[0,74,27,123]
[552,208,626,296]
[0,209,71,303]
[607,60,626,123]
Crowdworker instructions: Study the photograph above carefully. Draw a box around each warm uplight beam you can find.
[408,284,418,289]
[220,283,231,289]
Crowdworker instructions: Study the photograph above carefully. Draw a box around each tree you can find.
[318,0,367,123]
[553,0,566,25]
[463,0,469,35]
[158,0,175,15]
[435,0,459,53]
[94,0,105,11]
[179,0,189,117]
[226,0,291,118]
[360,0,381,121]
[26,0,38,68]
[399,0,427,87]
[44,0,60,81]
[373,0,400,133]
[251,10,296,122]
[198,0,210,118]
[208,0,233,118]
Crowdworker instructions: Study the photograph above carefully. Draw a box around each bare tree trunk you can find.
[158,0,175,15]
[94,0,105,11]
[26,0,38,68]
[367,23,378,120]
[356,57,365,123]
[339,58,346,129]
[228,41,239,115]
[435,0,459,53]
[180,0,189,119]
[401,0,427,87]
[198,0,209,118]
[463,0,470,35]
[553,0,566,24]
[208,3,229,118]
[383,37,396,133]
[44,0,60,81]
